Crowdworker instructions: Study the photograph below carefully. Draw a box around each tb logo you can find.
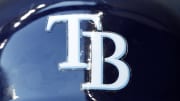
[46,12,130,90]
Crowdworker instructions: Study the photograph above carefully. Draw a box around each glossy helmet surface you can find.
[0,0,179,101]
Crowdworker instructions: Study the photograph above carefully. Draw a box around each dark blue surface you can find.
[0,0,179,101]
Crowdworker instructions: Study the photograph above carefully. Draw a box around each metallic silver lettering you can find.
[46,13,130,90]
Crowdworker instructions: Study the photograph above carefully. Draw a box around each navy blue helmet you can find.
[0,0,179,101]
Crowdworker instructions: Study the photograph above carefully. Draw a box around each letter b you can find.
[82,32,130,90]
